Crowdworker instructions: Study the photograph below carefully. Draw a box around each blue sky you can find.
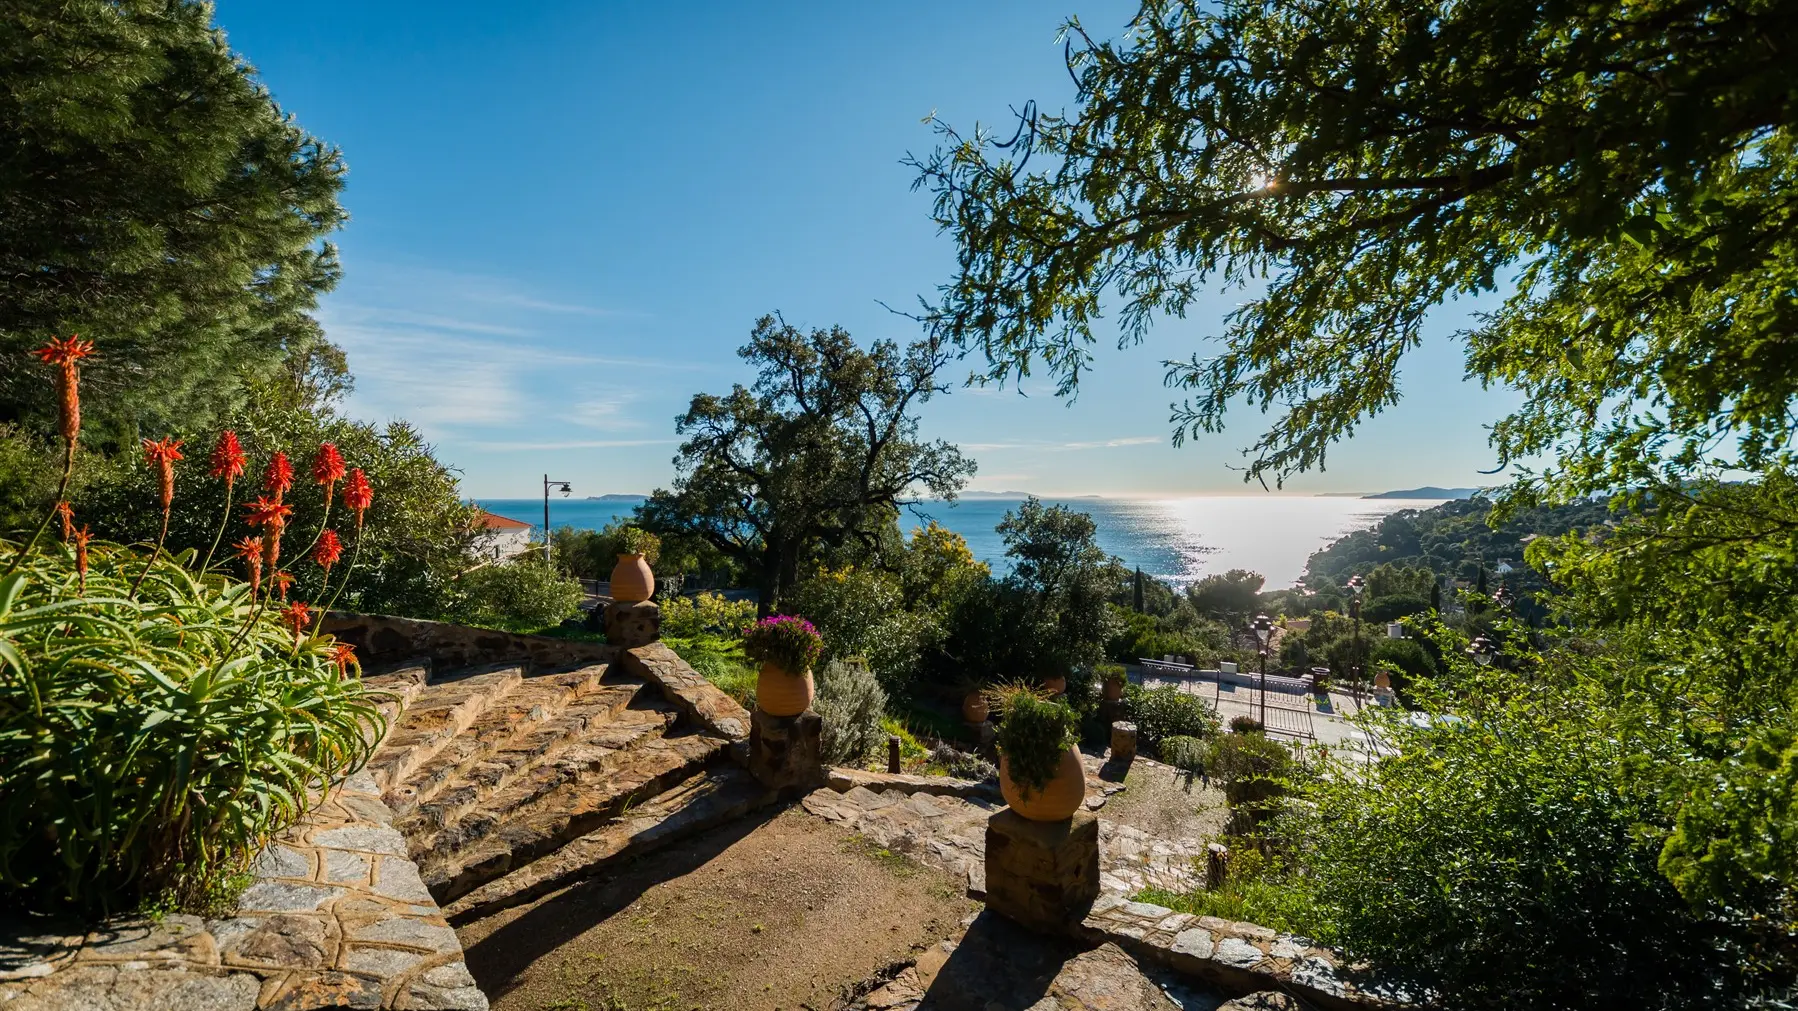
[216,1,1522,499]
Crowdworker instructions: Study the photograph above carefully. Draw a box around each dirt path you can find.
[1092,754,1229,843]
[459,806,978,1011]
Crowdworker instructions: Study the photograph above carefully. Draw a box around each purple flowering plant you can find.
[741,614,824,674]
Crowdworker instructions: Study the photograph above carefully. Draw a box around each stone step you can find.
[364,665,525,794]
[419,727,731,903]
[360,660,430,740]
[443,765,778,924]
[382,666,629,817]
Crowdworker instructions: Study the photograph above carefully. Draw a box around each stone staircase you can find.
[360,648,773,926]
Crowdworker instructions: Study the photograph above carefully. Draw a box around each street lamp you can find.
[1252,612,1274,728]
[1466,634,1497,666]
[542,475,572,564]
[1490,584,1514,611]
[1346,575,1366,702]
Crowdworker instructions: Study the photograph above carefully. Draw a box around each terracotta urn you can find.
[999,746,1086,821]
[1042,675,1068,696]
[610,552,654,603]
[756,662,815,717]
[962,692,989,724]
[1102,673,1125,702]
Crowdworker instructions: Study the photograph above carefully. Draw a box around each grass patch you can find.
[844,834,921,878]
[1134,848,1327,938]
[666,633,758,706]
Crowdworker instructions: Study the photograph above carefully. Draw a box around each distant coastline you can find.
[1362,486,1479,500]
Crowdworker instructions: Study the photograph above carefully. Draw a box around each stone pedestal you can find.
[984,809,1100,932]
[748,707,825,794]
[1109,721,1138,762]
[603,600,660,648]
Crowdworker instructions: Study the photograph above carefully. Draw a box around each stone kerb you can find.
[621,642,751,741]
[324,611,617,671]
[0,772,488,1011]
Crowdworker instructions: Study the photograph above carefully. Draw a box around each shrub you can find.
[1124,683,1220,753]
[1204,731,1294,814]
[929,742,996,781]
[815,658,888,766]
[447,559,584,632]
[660,591,756,639]
[0,539,384,914]
[1158,734,1206,772]
[1136,843,1323,936]
[741,614,824,672]
[992,687,1079,793]
[788,565,931,695]
[1228,715,1264,734]
[1363,593,1429,623]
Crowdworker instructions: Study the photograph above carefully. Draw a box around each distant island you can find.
[957,490,1036,500]
[585,494,648,502]
[1363,486,1480,500]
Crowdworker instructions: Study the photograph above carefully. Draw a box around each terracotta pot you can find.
[609,552,654,603]
[756,662,814,717]
[962,692,989,724]
[999,746,1086,822]
[1042,675,1068,696]
[1102,674,1125,702]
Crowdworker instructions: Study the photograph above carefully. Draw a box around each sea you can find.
[473,494,1443,588]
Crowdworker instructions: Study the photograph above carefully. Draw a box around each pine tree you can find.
[0,0,347,440]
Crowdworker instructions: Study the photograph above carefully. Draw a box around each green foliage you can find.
[0,538,383,914]
[1290,664,1768,1008]
[1203,731,1294,817]
[641,315,972,608]
[666,633,757,707]
[444,560,583,633]
[0,0,346,438]
[1124,684,1220,756]
[992,689,1078,794]
[1361,593,1428,624]
[551,521,661,581]
[1186,568,1264,621]
[1136,845,1322,937]
[815,658,889,767]
[1660,719,1798,917]
[1157,735,1206,773]
[789,565,926,694]
[659,591,756,640]
[915,0,1798,502]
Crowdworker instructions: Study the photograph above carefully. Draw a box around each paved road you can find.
[1130,665,1381,749]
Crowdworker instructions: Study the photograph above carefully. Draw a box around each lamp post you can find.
[1466,634,1497,667]
[1491,584,1514,612]
[542,475,572,564]
[1346,575,1366,703]
[1252,612,1274,728]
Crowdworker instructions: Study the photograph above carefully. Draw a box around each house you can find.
[473,509,534,562]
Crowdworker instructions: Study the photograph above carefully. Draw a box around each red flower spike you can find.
[313,528,343,571]
[235,536,264,595]
[342,469,373,528]
[272,571,294,600]
[329,641,357,676]
[33,335,94,444]
[263,452,294,502]
[142,438,183,512]
[73,525,91,589]
[209,431,246,483]
[281,600,313,640]
[311,443,345,488]
[243,497,293,529]
[55,501,73,542]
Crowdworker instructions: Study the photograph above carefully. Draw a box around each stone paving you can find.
[0,771,486,1011]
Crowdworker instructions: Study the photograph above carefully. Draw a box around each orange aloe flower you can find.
[141,438,184,514]
[73,525,91,589]
[342,469,373,529]
[235,535,264,595]
[281,600,313,640]
[313,528,343,577]
[264,451,294,503]
[271,571,294,600]
[209,431,247,485]
[329,641,357,676]
[32,335,95,445]
[243,496,292,572]
[312,443,345,489]
[55,501,73,542]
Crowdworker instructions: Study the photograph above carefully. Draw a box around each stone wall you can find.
[324,611,618,670]
[0,772,486,1010]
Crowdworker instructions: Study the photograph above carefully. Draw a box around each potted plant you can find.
[957,675,991,723]
[1098,663,1128,702]
[742,614,824,716]
[990,683,1085,821]
[609,526,660,603]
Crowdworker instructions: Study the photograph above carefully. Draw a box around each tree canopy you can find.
[0,0,346,440]
[641,315,974,610]
[913,0,1798,497]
